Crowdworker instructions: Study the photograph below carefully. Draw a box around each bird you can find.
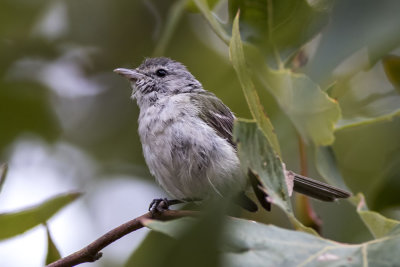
[114,57,351,213]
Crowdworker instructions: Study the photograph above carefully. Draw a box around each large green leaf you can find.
[352,193,400,239]
[255,63,341,145]
[229,12,340,146]
[0,192,81,240]
[233,120,288,212]
[233,120,316,234]
[228,0,329,64]
[229,13,281,155]
[146,216,400,267]
[194,0,328,65]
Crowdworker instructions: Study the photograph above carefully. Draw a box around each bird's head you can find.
[114,57,203,105]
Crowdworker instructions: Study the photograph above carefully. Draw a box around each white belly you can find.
[137,95,245,200]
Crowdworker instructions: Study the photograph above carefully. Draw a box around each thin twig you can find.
[47,210,197,267]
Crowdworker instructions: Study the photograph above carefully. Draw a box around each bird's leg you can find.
[148,198,183,214]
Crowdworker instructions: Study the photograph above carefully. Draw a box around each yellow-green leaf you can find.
[353,193,400,239]
[0,192,81,240]
[229,12,281,155]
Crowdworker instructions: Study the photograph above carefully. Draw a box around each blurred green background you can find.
[1,0,400,266]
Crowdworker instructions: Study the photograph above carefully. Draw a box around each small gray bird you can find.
[114,57,350,212]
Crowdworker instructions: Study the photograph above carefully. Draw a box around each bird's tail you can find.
[293,173,351,202]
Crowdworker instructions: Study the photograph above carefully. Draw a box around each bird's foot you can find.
[149,198,171,214]
[148,198,184,215]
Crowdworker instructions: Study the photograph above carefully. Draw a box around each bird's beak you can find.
[113,68,145,81]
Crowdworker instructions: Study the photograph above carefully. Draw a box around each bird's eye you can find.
[155,69,167,77]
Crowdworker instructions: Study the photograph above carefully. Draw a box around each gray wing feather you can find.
[190,92,236,149]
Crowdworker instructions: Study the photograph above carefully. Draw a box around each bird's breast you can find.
[136,95,244,199]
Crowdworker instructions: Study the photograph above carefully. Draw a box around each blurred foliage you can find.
[1,0,400,266]
[228,0,330,65]
[144,214,400,266]
[45,223,62,265]
[0,191,81,240]
[128,201,227,267]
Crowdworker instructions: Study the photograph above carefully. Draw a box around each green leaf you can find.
[315,146,350,190]
[228,0,329,64]
[0,192,81,240]
[194,0,337,145]
[353,193,400,239]
[0,163,7,195]
[44,223,61,265]
[256,64,341,145]
[233,120,316,234]
[233,120,289,212]
[147,216,400,266]
[229,12,281,155]
[229,11,340,146]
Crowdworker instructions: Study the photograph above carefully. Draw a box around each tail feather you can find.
[293,173,351,201]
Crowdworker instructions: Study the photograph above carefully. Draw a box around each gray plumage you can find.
[114,57,350,210]
[116,58,246,200]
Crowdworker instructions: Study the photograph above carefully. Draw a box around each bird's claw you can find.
[149,198,170,214]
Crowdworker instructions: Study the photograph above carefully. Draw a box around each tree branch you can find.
[47,210,197,267]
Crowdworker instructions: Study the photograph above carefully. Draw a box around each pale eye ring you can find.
[155,69,167,77]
